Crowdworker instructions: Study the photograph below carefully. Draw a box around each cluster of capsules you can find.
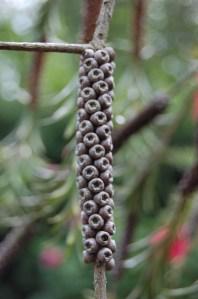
[76,47,116,271]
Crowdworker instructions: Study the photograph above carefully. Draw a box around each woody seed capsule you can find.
[83,132,99,148]
[95,49,110,64]
[85,100,101,114]
[89,214,104,230]
[79,188,92,201]
[84,238,99,253]
[89,144,105,160]
[97,247,112,263]
[94,157,110,172]
[83,58,98,72]
[79,120,94,135]
[99,205,113,220]
[83,200,98,215]
[79,76,90,88]
[90,111,107,126]
[82,225,96,238]
[104,221,116,235]
[96,231,110,246]
[96,125,111,140]
[106,258,115,271]
[88,178,104,193]
[93,81,109,95]
[78,154,92,169]
[83,250,95,263]
[88,68,104,82]
[82,165,99,181]
[94,191,110,206]
[81,87,96,101]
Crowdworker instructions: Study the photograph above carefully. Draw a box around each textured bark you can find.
[82,0,103,43]
[94,264,107,299]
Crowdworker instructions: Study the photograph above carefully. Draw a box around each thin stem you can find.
[113,93,169,153]
[0,41,90,53]
[94,264,107,299]
[92,0,116,48]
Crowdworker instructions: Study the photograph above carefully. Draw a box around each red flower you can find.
[150,227,190,264]
[39,246,64,268]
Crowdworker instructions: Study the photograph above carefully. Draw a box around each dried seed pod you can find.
[97,248,112,263]
[104,221,116,235]
[100,170,111,185]
[108,239,116,252]
[81,87,96,101]
[105,258,115,271]
[84,238,99,253]
[93,80,109,95]
[88,178,104,193]
[83,200,98,215]
[77,176,87,189]
[76,143,87,156]
[83,58,98,72]
[77,108,89,121]
[106,152,113,164]
[83,250,96,263]
[105,76,114,90]
[94,191,110,206]
[105,184,114,197]
[83,48,95,59]
[79,76,90,88]
[81,211,89,224]
[95,49,110,64]
[94,157,110,172]
[90,111,107,126]
[85,100,101,114]
[83,132,100,148]
[77,97,84,108]
[79,120,94,135]
[100,63,113,77]
[103,107,112,121]
[96,231,110,246]
[89,144,105,160]
[103,140,113,155]
[77,47,116,265]
[78,154,92,169]
[89,214,104,230]
[99,205,113,220]
[82,165,99,181]
[88,68,104,82]
[82,225,96,238]
[79,188,92,201]
[108,198,115,208]
[98,93,112,108]
[79,66,86,77]
[96,125,111,140]
[76,131,83,143]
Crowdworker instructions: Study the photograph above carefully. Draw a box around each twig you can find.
[29,36,47,109]
[82,0,103,43]
[133,0,147,60]
[92,0,116,48]
[0,220,33,273]
[113,93,169,153]
[0,41,90,53]
[94,264,107,299]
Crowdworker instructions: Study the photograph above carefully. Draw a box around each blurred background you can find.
[0,0,198,298]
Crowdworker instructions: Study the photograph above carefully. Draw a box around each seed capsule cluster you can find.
[76,47,116,270]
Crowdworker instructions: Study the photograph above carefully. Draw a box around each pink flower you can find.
[39,246,64,268]
[150,227,190,265]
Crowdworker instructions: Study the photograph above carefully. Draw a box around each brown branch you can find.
[0,41,90,53]
[82,0,103,43]
[113,93,169,153]
[29,36,47,109]
[133,0,147,60]
[0,220,34,273]
[92,0,116,48]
